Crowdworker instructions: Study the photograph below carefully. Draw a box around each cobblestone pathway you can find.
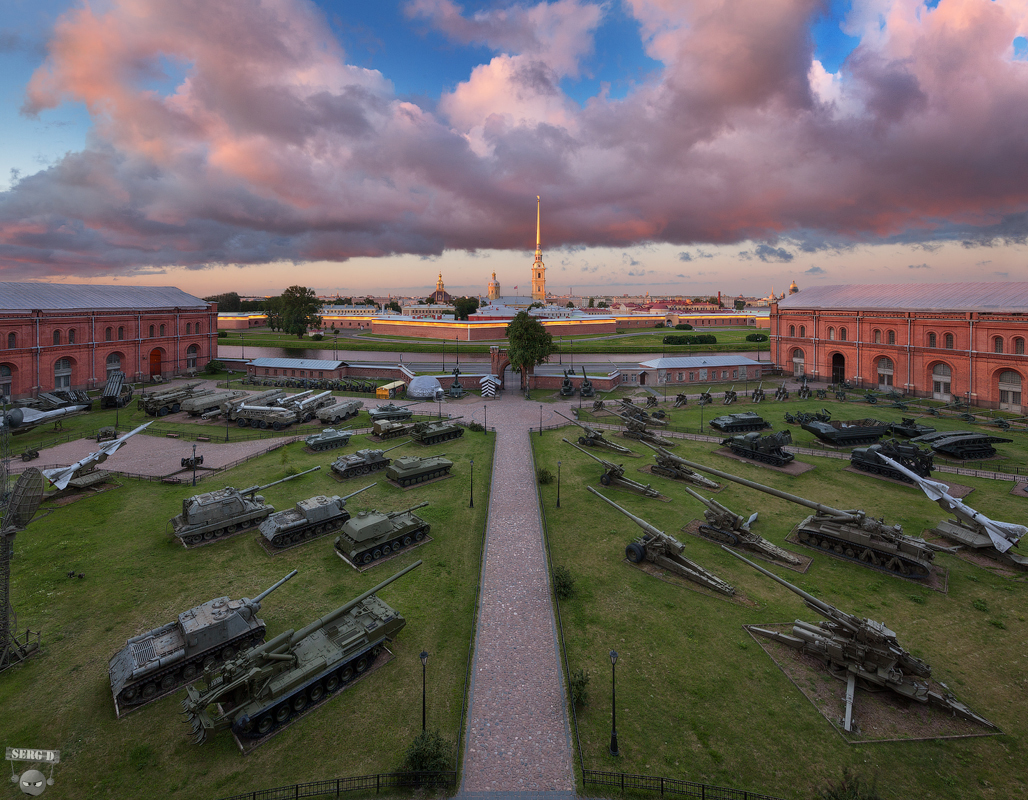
[459,395,574,793]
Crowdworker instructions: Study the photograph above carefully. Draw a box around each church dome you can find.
[789,281,799,294]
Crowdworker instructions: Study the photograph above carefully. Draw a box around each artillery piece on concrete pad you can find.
[556,410,633,454]
[723,386,737,404]
[774,384,789,401]
[588,487,734,596]
[697,387,713,406]
[640,441,719,489]
[610,410,676,448]
[674,393,688,407]
[579,367,595,398]
[563,438,662,498]
[617,399,668,426]
[797,379,812,400]
[751,383,765,403]
[682,486,802,566]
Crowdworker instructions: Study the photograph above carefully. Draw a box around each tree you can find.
[204,291,241,312]
[506,312,553,389]
[597,300,608,308]
[363,296,381,309]
[264,296,283,332]
[423,296,435,305]
[386,300,402,314]
[453,296,480,320]
[734,298,746,311]
[566,301,575,308]
[280,285,322,339]
[588,297,595,308]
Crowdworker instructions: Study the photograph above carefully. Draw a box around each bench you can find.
[166,433,180,438]
[196,435,211,442]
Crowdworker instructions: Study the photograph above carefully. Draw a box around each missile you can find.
[43,421,153,490]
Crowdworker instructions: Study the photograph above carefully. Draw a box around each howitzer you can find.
[182,561,421,744]
[879,455,1028,569]
[681,487,800,565]
[562,438,662,498]
[797,379,812,400]
[674,393,688,407]
[241,466,321,497]
[555,410,633,454]
[750,382,765,403]
[774,384,789,401]
[697,387,713,406]
[666,456,941,579]
[560,369,576,397]
[579,367,595,398]
[587,487,734,596]
[724,547,996,732]
[609,410,675,447]
[723,386,737,405]
[640,440,718,489]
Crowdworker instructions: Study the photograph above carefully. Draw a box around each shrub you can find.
[675,323,693,330]
[466,421,484,432]
[654,322,665,328]
[203,359,223,375]
[310,333,324,341]
[552,565,576,600]
[817,768,882,800]
[745,333,768,342]
[217,330,228,338]
[537,467,554,485]
[662,334,717,345]
[400,729,454,773]
[569,668,590,707]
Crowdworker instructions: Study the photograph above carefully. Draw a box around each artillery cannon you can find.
[850,439,933,482]
[665,457,940,579]
[334,502,431,565]
[773,384,789,401]
[750,383,765,403]
[863,390,878,405]
[645,396,658,409]
[258,484,375,548]
[722,430,795,467]
[723,386,737,405]
[579,367,595,398]
[880,455,1028,570]
[610,410,675,447]
[562,438,662,498]
[674,393,688,407]
[697,387,713,406]
[617,399,668,426]
[410,416,464,445]
[815,387,828,400]
[587,487,734,596]
[725,547,996,732]
[797,379,812,400]
[560,369,576,397]
[183,561,420,744]
[682,486,801,565]
[640,441,718,489]
[372,418,414,440]
[592,399,605,411]
[910,430,1012,460]
[555,410,633,454]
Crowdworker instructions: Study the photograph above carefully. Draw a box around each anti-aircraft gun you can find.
[169,467,322,547]
[680,486,801,565]
[640,440,718,489]
[880,455,1028,570]
[183,561,421,744]
[666,456,942,579]
[587,487,734,596]
[610,410,675,448]
[563,438,662,498]
[725,547,996,733]
[556,410,633,454]
[750,383,765,403]
[579,367,595,398]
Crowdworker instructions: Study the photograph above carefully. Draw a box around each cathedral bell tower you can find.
[531,196,546,303]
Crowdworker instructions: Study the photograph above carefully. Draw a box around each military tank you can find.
[334,502,431,565]
[410,417,465,445]
[708,412,772,433]
[372,418,414,440]
[304,428,354,453]
[258,485,375,548]
[109,570,297,712]
[368,402,417,423]
[910,430,1012,460]
[850,439,933,482]
[889,417,936,438]
[722,430,794,466]
[386,454,454,487]
[170,467,322,547]
[183,562,420,744]
[801,418,891,446]
[331,441,406,479]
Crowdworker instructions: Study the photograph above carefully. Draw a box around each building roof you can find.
[638,356,763,369]
[0,283,208,312]
[776,283,1028,313]
[248,358,347,370]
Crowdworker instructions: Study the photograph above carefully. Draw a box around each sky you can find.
[1,0,1027,300]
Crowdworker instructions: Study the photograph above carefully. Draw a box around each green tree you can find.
[386,300,402,313]
[506,312,553,389]
[363,296,381,309]
[280,285,322,339]
[204,291,241,312]
[453,296,480,320]
[734,298,746,311]
[566,301,575,308]
[423,296,435,305]
[588,297,595,308]
[597,300,608,308]
[264,296,283,332]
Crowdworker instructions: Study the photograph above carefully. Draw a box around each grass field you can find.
[534,395,1028,800]
[2,401,492,800]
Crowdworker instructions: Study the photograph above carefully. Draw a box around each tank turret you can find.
[304,427,354,452]
[368,402,418,422]
[331,441,407,479]
[258,484,375,548]
[334,502,431,565]
[386,454,454,487]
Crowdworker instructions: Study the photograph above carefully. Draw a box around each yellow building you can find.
[531,196,546,302]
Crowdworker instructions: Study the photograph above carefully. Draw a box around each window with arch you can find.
[932,363,952,400]
[6,332,15,349]
[53,330,61,345]
[994,336,1004,354]
[887,330,895,345]
[68,328,76,344]
[999,370,1022,412]
[792,348,805,378]
[159,324,166,336]
[105,352,121,377]
[873,329,881,344]
[799,325,806,337]
[877,356,894,389]
[1,364,11,400]
[827,327,835,341]
[54,357,72,389]
[944,333,954,349]
[149,325,155,338]
[789,325,795,337]
[928,332,937,348]
[118,326,125,340]
[105,327,113,342]
[186,322,192,335]
[839,328,847,341]
[1016,338,1025,355]
[186,344,199,369]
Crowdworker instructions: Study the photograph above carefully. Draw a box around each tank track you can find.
[714,422,770,433]
[375,426,412,440]
[413,428,464,446]
[345,524,430,565]
[849,460,916,483]
[116,629,264,708]
[306,439,351,452]
[394,467,451,487]
[726,445,794,467]
[934,444,998,460]
[697,524,741,547]
[795,528,932,580]
[266,515,349,548]
[176,513,269,548]
[333,459,390,480]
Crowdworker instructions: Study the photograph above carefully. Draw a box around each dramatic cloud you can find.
[908,263,931,269]
[804,266,826,275]
[2,0,1028,279]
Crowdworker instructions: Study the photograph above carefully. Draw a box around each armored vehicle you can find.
[109,571,296,711]
[563,438,662,498]
[588,487,734,596]
[181,390,247,417]
[850,439,933,482]
[230,403,298,430]
[304,428,354,453]
[170,467,321,547]
[258,485,375,549]
[183,562,420,744]
[889,417,936,438]
[318,399,363,425]
[722,430,795,467]
[708,412,771,433]
[610,410,675,448]
[410,417,465,445]
[373,419,414,440]
[331,441,407,479]
[801,418,891,446]
[368,402,417,423]
[100,370,134,409]
[555,410,632,454]
[641,441,719,489]
[726,548,996,732]
[386,455,454,487]
[560,370,576,397]
[682,486,801,565]
[579,367,595,398]
[138,382,208,416]
[910,430,1012,460]
[669,456,942,579]
[334,502,431,565]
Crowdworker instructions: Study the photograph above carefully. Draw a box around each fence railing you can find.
[216,771,456,800]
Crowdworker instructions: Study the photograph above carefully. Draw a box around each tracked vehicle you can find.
[386,455,454,487]
[560,370,576,397]
[109,571,296,711]
[304,428,354,453]
[722,430,795,466]
[258,485,375,549]
[889,417,936,438]
[801,418,891,446]
[331,442,406,479]
[579,367,595,398]
[334,502,431,565]
[410,417,464,445]
[372,419,414,440]
[910,430,1012,460]
[709,412,772,433]
[368,402,417,423]
[850,439,933,482]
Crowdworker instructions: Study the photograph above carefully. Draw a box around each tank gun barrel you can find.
[341,483,377,502]
[247,465,321,495]
[562,437,616,468]
[586,486,665,541]
[382,440,409,453]
[681,485,746,528]
[389,501,430,518]
[250,569,298,605]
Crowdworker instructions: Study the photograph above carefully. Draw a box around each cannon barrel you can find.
[586,486,665,541]
[388,501,430,518]
[250,569,299,605]
[681,485,743,524]
[246,465,322,495]
[664,456,858,522]
[380,440,409,453]
[341,482,377,502]
[562,437,616,467]
[556,410,594,431]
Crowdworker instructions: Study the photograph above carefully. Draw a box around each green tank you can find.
[373,418,414,440]
[386,455,454,487]
[331,441,406,479]
[410,417,465,445]
[334,502,431,565]
[183,562,421,744]
[304,427,354,452]
[258,485,374,549]
[368,402,417,422]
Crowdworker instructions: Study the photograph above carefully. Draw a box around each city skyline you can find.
[1,1,1026,297]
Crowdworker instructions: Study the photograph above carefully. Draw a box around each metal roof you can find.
[248,358,347,369]
[638,356,763,369]
[777,283,1028,313]
[0,283,209,312]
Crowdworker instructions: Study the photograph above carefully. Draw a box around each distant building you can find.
[430,273,452,304]
[531,196,546,302]
[487,272,501,301]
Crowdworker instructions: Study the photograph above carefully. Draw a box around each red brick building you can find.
[1,284,217,399]
[770,283,1028,412]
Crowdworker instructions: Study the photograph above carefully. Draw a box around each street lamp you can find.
[420,650,429,732]
[609,650,619,756]
[191,443,198,487]
[559,336,562,365]
[469,458,474,509]
[483,403,487,434]
[556,460,561,508]
[540,404,543,436]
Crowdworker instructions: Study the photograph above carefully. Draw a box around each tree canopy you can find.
[280,285,322,339]
[506,312,553,387]
[453,296,480,320]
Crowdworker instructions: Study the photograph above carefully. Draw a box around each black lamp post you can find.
[191,443,198,487]
[559,336,562,365]
[225,405,230,442]
[420,650,429,732]
[556,460,561,509]
[483,403,487,434]
[539,404,543,436]
[609,650,619,756]
[469,458,474,509]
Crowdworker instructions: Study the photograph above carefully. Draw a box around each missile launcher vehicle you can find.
[317,399,363,425]
[682,486,801,566]
[304,428,354,453]
[368,402,418,423]
[708,412,772,434]
[334,502,430,565]
[850,439,933,482]
[100,370,134,409]
[801,418,891,446]
[722,430,795,467]
[137,382,208,417]
[910,430,1012,460]
[258,485,375,549]
[410,417,465,445]
[181,390,247,416]
[183,562,421,744]
[386,455,454,487]
[109,571,297,711]
[331,441,407,479]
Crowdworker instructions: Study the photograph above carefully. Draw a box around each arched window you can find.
[827,327,835,341]
[118,326,125,340]
[105,327,112,342]
[68,328,76,344]
[6,332,15,349]
[877,357,894,389]
[944,333,954,349]
[186,344,199,369]
[887,330,896,345]
[159,324,166,336]
[106,352,121,377]
[789,325,795,337]
[932,363,952,401]
[799,325,806,337]
[792,348,805,378]
[186,322,192,335]
[53,330,61,345]
[1016,338,1025,355]
[196,321,202,334]
[54,357,72,389]
[0,364,11,400]
[994,337,1004,354]
[839,327,847,341]
[149,325,155,338]
[873,329,881,344]
[928,332,937,348]
[999,370,1022,412]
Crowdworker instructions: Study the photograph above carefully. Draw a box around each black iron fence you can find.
[216,771,456,800]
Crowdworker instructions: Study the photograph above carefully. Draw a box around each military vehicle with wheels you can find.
[372,418,414,440]
[138,382,207,416]
[183,562,421,744]
[722,430,795,466]
[109,571,296,712]
[258,485,375,549]
[910,430,1012,460]
[368,402,418,423]
[850,439,933,482]
[386,455,453,487]
[708,412,771,433]
[181,390,247,416]
[304,428,354,453]
[334,502,431,565]
[410,417,464,445]
[317,399,363,425]
[331,441,406,479]
[170,467,321,547]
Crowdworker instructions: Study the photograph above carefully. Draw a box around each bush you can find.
[552,565,576,600]
[203,359,223,375]
[662,334,717,345]
[217,330,228,338]
[537,467,554,485]
[466,421,484,432]
[817,768,882,800]
[745,333,768,342]
[400,729,454,773]
[654,322,665,328]
[675,323,693,330]
[310,333,324,341]
[569,668,590,707]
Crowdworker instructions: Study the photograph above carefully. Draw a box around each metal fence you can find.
[216,771,456,800]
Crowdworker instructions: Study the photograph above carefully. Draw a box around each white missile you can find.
[43,421,154,490]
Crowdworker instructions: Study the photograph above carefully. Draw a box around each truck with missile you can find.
[202,389,286,420]
[640,441,719,489]
[725,547,996,733]
[100,370,134,409]
[137,382,208,416]
[181,390,247,417]
[229,402,300,430]
[182,562,421,744]
[109,571,297,712]
[258,484,375,549]
[556,410,633,454]
[587,487,734,596]
[331,441,407,480]
[666,456,942,579]
[610,410,675,448]
[680,486,801,565]
[562,438,662,498]
[334,502,431,565]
